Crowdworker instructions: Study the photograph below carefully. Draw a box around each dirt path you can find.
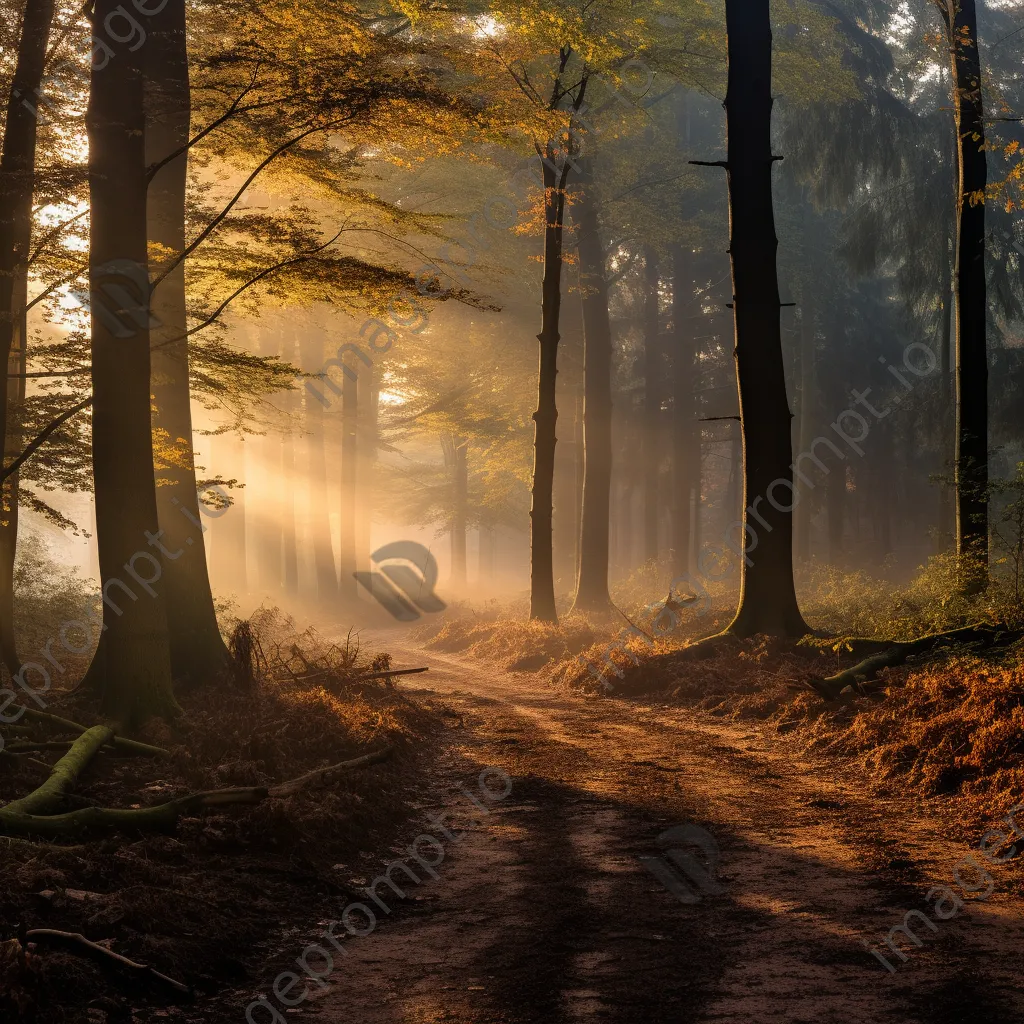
[284,642,1024,1024]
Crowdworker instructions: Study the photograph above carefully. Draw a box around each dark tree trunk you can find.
[301,334,337,601]
[87,0,176,724]
[573,385,584,583]
[571,170,613,614]
[338,366,357,602]
[529,144,571,622]
[936,238,954,551]
[147,0,229,683]
[946,0,988,570]
[0,0,55,675]
[643,246,661,564]
[671,245,694,576]
[721,0,808,638]
[794,298,816,562]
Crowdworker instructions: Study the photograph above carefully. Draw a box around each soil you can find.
[269,635,1024,1024]
[7,630,1024,1023]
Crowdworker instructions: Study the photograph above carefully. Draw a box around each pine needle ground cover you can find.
[0,610,445,1023]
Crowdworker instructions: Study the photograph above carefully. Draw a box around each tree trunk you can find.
[0,0,55,675]
[255,329,281,594]
[671,245,694,576]
[449,435,467,587]
[529,144,571,623]
[936,237,953,551]
[209,429,246,593]
[571,170,613,614]
[301,334,337,601]
[827,463,845,564]
[643,246,661,564]
[721,0,808,638]
[947,0,988,570]
[338,365,357,602]
[794,298,816,562]
[147,0,229,683]
[87,0,176,725]
[479,525,494,583]
[280,347,299,598]
[356,364,378,577]
[0,312,26,676]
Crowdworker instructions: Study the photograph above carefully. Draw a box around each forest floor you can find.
[251,632,1024,1024]
[5,618,1023,1023]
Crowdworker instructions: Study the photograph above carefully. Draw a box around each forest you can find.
[1,0,1024,1021]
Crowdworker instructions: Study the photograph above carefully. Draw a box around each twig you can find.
[279,666,429,685]
[24,928,190,994]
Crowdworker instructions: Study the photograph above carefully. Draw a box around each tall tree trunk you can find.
[301,334,337,601]
[209,429,246,593]
[280,337,299,597]
[947,0,988,570]
[338,365,357,602]
[529,145,571,623]
[147,0,229,683]
[0,0,55,675]
[643,246,661,564]
[0,313,26,676]
[937,238,954,551]
[721,0,808,638]
[671,245,694,576]
[356,364,377,577]
[255,329,281,593]
[794,297,816,562]
[571,171,613,614]
[478,524,494,582]
[827,464,844,564]
[573,385,584,585]
[87,0,176,724]
[446,434,468,587]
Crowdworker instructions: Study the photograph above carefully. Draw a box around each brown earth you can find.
[242,636,1024,1024]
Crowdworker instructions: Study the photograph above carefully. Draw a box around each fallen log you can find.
[2,726,114,816]
[24,928,190,994]
[11,706,171,759]
[0,745,393,837]
[803,623,1018,701]
[281,666,429,685]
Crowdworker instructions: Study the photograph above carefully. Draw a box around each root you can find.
[287,665,429,685]
[2,726,114,816]
[802,623,1019,701]
[0,745,393,837]
[10,706,170,759]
